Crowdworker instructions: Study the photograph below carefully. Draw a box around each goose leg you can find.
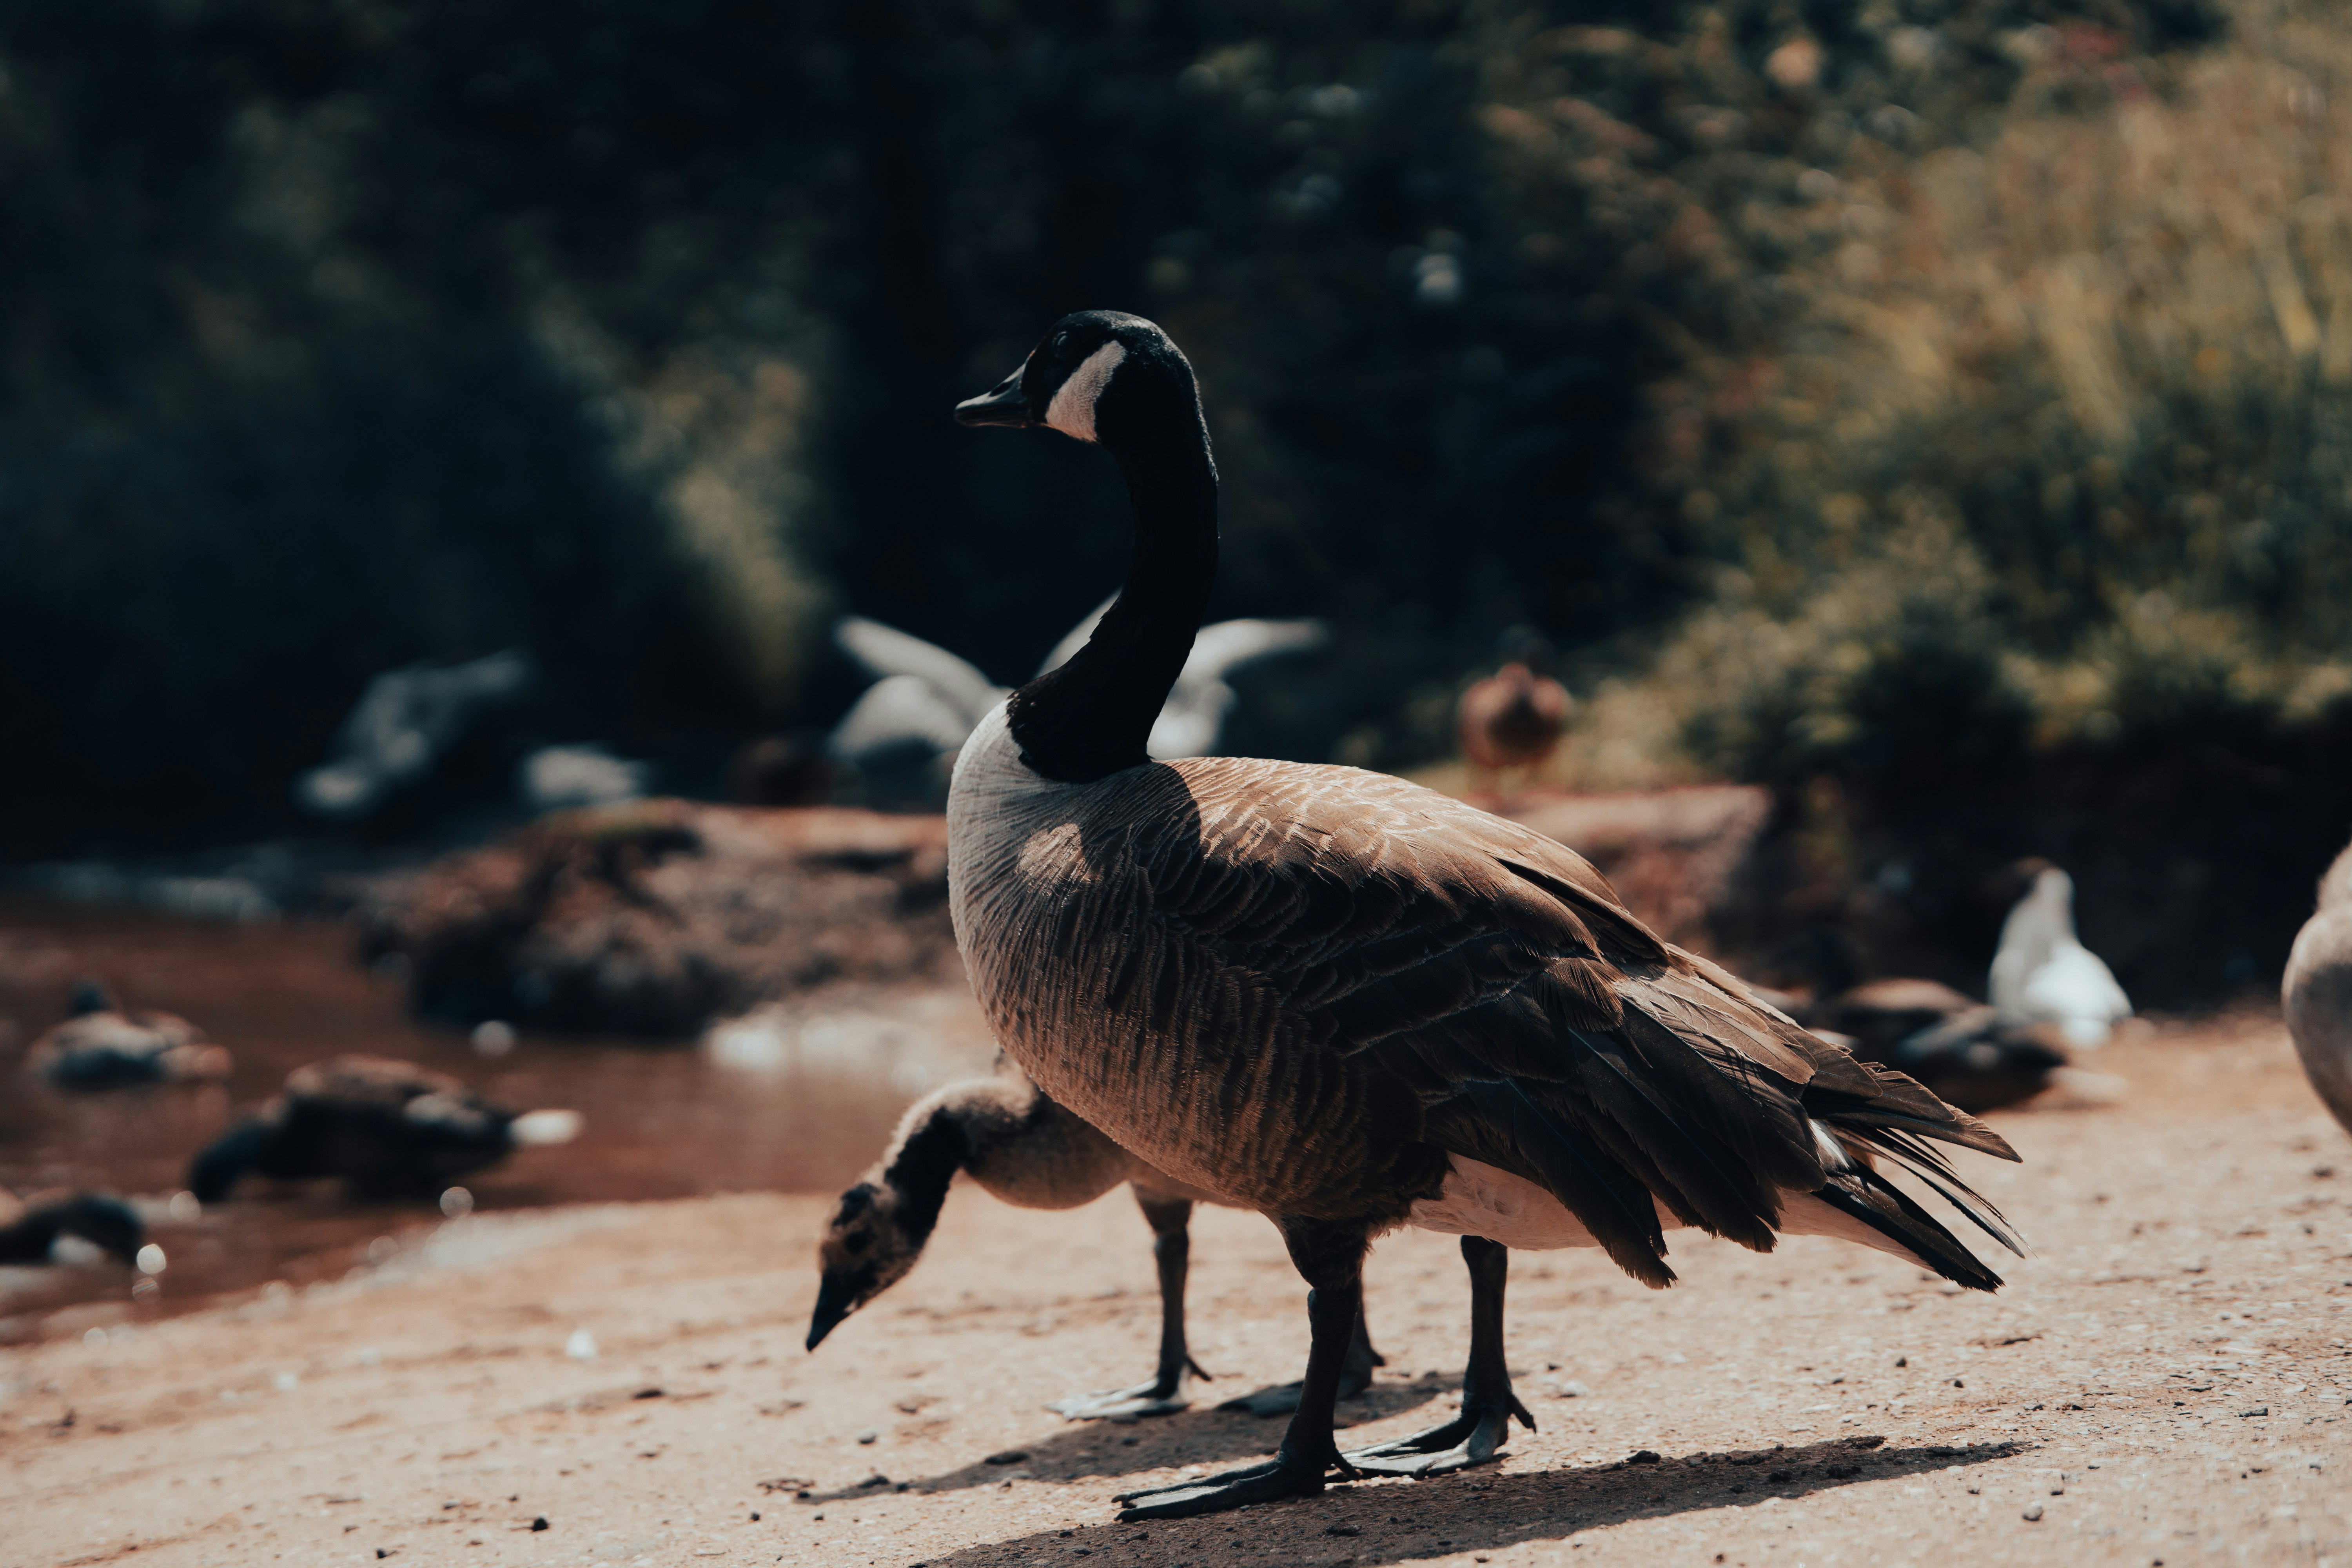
[1114,1218,1368,1519]
[1049,1190,1209,1419]
[1344,1235,1533,1476]
[1216,1305,1384,1417]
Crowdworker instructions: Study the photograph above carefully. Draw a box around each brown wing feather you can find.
[984,755,2014,1285]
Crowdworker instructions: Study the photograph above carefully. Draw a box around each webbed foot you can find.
[1216,1356,1376,1418]
[1047,1380,1190,1420]
[1341,1392,1534,1477]
[1113,1444,1357,1519]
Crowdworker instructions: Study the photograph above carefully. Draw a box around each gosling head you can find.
[805,1179,931,1352]
[953,310,1198,449]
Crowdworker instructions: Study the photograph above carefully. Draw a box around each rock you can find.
[359,801,957,1036]
[2022,1502,2044,1521]
[1504,786,1771,957]
[519,746,648,812]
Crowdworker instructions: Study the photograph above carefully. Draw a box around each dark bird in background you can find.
[808,1067,1383,1421]
[189,1056,580,1204]
[2285,835,2352,1136]
[1802,977,2078,1114]
[731,733,835,807]
[0,1189,145,1267]
[1457,661,1571,791]
[28,980,233,1089]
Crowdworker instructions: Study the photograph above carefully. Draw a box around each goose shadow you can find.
[898,1435,2021,1566]
[789,1373,1457,1503]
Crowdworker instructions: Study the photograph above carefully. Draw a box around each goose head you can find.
[955,311,1219,782]
[805,1179,931,1350]
[955,310,1200,452]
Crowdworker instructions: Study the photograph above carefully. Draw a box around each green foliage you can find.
[1553,1,2352,790]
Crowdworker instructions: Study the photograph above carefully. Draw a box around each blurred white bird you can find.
[1989,863,2132,1047]
[296,650,533,821]
[1036,596,1328,761]
[826,600,1324,785]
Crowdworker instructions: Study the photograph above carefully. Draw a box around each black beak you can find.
[954,366,1032,428]
[806,1273,857,1351]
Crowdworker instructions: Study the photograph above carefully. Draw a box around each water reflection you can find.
[0,896,993,1337]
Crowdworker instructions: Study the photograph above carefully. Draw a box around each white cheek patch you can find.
[1044,341,1127,443]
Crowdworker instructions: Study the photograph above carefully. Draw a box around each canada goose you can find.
[1989,862,2131,1047]
[944,311,2023,1521]
[0,1190,144,1267]
[27,981,233,1089]
[828,605,1322,789]
[1803,977,2073,1114]
[188,1056,581,1203]
[2285,838,2352,1135]
[1457,661,1571,788]
[806,1069,1383,1419]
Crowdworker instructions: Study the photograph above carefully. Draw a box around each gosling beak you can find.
[806,1273,857,1351]
[954,366,1032,428]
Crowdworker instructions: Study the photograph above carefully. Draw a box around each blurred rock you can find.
[359,801,958,1036]
[519,746,648,813]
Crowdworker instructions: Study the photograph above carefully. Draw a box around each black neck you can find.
[883,1104,967,1246]
[1006,377,1218,782]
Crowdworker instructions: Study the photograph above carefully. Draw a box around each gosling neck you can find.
[882,1103,967,1246]
[1006,376,1218,782]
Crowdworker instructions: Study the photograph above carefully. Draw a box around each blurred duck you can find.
[189,1056,581,1203]
[0,1189,144,1267]
[2284,838,2352,1135]
[807,1069,1382,1421]
[1804,977,2079,1114]
[1457,662,1570,788]
[29,981,233,1089]
[827,601,1324,793]
[1989,862,2132,1047]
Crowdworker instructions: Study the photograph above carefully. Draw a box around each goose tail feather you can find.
[1808,1154,2009,1291]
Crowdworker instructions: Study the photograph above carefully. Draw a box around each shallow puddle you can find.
[0,897,991,1336]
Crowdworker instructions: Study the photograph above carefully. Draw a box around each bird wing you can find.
[1110,757,2017,1287]
[1178,619,1328,684]
[834,617,1004,724]
[829,675,983,762]
[2024,943,2132,1022]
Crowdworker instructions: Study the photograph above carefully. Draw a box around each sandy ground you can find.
[4,1009,2349,1568]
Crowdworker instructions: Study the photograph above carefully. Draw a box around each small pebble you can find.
[2023,1503,2044,1522]
[530,1518,548,1531]
[856,1429,878,1445]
